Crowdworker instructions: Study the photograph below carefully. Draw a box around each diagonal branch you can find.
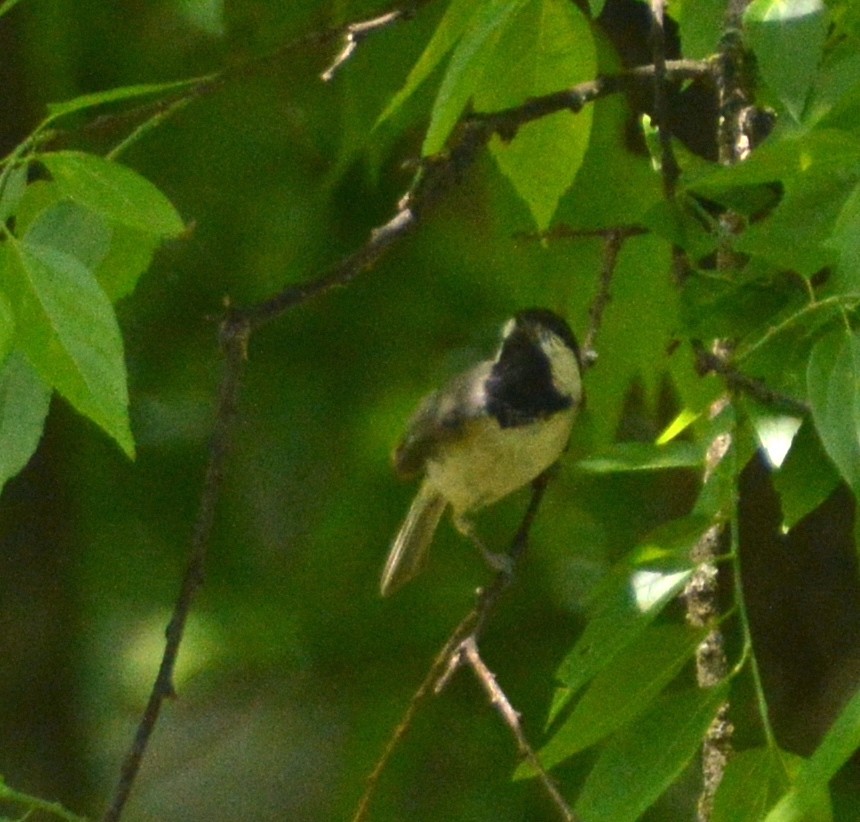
[351,474,554,822]
[455,637,577,822]
[101,308,250,822]
[322,7,416,82]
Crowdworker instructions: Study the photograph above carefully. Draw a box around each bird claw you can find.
[454,515,514,577]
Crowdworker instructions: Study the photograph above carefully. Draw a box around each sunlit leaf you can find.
[475,0,596,230]
[744,0,828,121]
[550,555,693,723]
[743,399,803,469]
[376,0,479,127]
[422,0,528,155]
[4,237,134,457]
[40,151,184,237]
[25,200,113,270]
[577,441,705,473]
[20,191,159,302]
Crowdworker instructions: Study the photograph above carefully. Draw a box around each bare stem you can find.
[101,310,250,822]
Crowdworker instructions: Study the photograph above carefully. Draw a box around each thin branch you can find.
[456,637,577,822]
[101,309,250,822]
[472,59,711,142]
[242,63,713,334]
[648,0,681,196]
[692,340,809,416]
[582,229,627,360]
[353,474,553,822]
[322,7,416,82]
[514,224,648,244]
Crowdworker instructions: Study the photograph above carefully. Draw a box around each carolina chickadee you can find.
[381,308,584,596]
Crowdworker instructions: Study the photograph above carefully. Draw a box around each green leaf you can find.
[534,623,704,772]
[0,287,13,365]
[576,685,729,822]
[772,420,840,530]
[40,151,184,237]
[744,0,828,121]
[576,441,705,473]
[713,747,831,822]
[826,180,860,294]
[550,552,693,722]
[806,329,860,492]
[674,0,726,59]
[25,200,113,270]
[687,129,860,190]
[16,182,160,301]
[11,180,62,234]
[43,77,204,123]
[0,0,27,20]
[376,0,479,128]
[734,171,855,277]
[422,0,528,155]
[0,164,28,222]
[742,398,803,469]
[0,352,52,494]
[475,0,596,230]
[21,197,158,302]
[763,684,860,821]
[94,225,162,302]
[4,237,134,457]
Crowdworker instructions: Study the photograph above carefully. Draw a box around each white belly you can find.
[425,409,574,516]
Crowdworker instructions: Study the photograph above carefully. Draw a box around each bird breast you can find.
[424,406,575,516]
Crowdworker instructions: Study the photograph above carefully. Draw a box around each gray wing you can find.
[392,362,490,479]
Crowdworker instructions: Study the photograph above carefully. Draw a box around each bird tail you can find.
[380,482,446,596]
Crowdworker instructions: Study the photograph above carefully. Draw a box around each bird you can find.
[381,308,584,596]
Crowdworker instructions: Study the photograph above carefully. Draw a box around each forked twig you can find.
[352,474,557,822]
[322,9,412,82]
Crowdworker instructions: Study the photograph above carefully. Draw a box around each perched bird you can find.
[381,308,584,596]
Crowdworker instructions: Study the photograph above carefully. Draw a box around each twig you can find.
[514,224,648,244]
[472,60,710,143]
[101,309,249,822]
[322,8,414,82]
[582,229,627,360]
[243,64,713,335]
[648,0,681,196]
[692,340,809,416]
[454,637,577,822]
[353,474,553,821]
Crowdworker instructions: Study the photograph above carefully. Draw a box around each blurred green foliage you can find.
[0,1,859,821]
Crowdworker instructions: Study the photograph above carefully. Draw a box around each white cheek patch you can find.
[543,335,581,401]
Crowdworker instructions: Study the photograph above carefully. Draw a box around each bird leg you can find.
[453,514,514,577]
